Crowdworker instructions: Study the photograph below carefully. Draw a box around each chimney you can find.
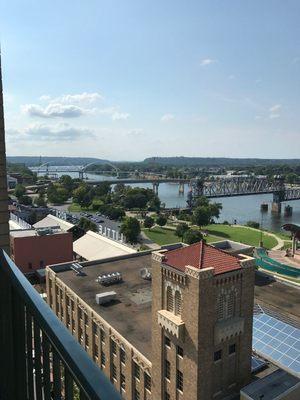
[0,53,10,254]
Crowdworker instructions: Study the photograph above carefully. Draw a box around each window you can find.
[144,373,151,392]
[84,313,88,325]
[227,292,235,318]
[164,393,170,400]
[100,328,105,343]
[165,336,171,348]
[176,370,183,392]
[85,334,89,347]
[217,294,225,320]
[134,389,140,400]
[214,350,222,362]
[177,345,183,357]
[120,348,126,364]
[165,360,170,380]
[101,351,106,367]
[229,344,236,355]
[78,308,82,319]
[92,322,98,336]
[174,290,182,316]
[121,373,126,390]
[166,286,174,312]
[94,343,99,357]
[134,362,140,380]
[112,364,117,380]
[111,339,117,356]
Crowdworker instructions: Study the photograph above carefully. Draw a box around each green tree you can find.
[14,184,26,199]
[120,217,141,243]
[144,216,154,229]
[19,195,33,206]
[72,183,92,207]
[78,217,98,232]
[183,229,203,245]
[59,175,74,194]
[156,215,167,227]
[175,223,189,241]
[192,198,222,227]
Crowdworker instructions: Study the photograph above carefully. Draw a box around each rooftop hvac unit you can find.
[96,272,122,286]
[140,268,152,281]
[71,263,85,276]
[95,291,117,305]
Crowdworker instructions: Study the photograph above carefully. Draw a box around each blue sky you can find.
[1,0,299,160]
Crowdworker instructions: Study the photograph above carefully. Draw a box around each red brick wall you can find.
[11,232,73,274]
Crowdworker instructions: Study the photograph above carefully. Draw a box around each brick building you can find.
[11,228,73,275]
[46,241,255,400]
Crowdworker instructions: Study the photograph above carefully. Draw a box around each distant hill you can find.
[7,156,108,167]
[143,157,300,167]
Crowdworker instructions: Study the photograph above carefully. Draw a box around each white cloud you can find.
[200,58,217,67]
[22,103,95,118]
[98,107,130,120]
[269,104,282,119]
[161,113,175,122]
[7,123,94,142]
[39,92,103,104]
[56,92,103,104]
[111,112,130,121]
[39,95,51,101]
[269,104,281,113]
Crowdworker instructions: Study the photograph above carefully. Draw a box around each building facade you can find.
[0,56,9,255]
[11,230,73,274]
[46,242,255,400]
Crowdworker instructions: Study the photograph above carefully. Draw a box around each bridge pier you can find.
[271,202,281,213]
[178,182,185,195]
[152,182,159,195]
[79,171,84,180]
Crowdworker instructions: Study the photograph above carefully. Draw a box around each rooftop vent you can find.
[140,267,152,280]
[71,263,85,276]
[95,291,117,305]
[96,272,122,286]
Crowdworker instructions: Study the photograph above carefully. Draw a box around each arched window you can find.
[166,286,174,312]
[174,291,182,316]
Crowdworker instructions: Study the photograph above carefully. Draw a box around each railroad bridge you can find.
[187,177,300,211]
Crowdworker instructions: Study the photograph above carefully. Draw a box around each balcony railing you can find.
[0,249,121,400]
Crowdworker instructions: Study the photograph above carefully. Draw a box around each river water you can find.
[32,167,300,232]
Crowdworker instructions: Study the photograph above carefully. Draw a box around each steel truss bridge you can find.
[188,177,300,207]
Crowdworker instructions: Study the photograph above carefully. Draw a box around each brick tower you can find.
[0,54,10,254]
[151,241,255,400]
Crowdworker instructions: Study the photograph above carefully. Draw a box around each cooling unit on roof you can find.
[96,272,122,286]
[71,263,85,276]
[140,267,152,280]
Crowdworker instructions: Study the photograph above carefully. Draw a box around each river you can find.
[32,167,300,232]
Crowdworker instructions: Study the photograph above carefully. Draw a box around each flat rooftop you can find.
[53,253,153,360]
[241,369,300,400]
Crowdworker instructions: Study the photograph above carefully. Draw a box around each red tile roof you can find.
[163,241,241,275]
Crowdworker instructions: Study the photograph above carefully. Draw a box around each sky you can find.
[1,0,300,161]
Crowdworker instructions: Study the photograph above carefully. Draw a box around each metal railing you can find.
[0,250,121,400]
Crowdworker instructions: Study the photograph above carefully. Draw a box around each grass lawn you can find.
[143,227,180,246]
[143,224,279,249]
[68,203,96,213]
[204,224,278,249]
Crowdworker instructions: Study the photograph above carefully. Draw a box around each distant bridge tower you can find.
[152,182,159,195]
[272,176,285,213]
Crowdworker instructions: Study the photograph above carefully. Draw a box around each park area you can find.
[143,224,280,250]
